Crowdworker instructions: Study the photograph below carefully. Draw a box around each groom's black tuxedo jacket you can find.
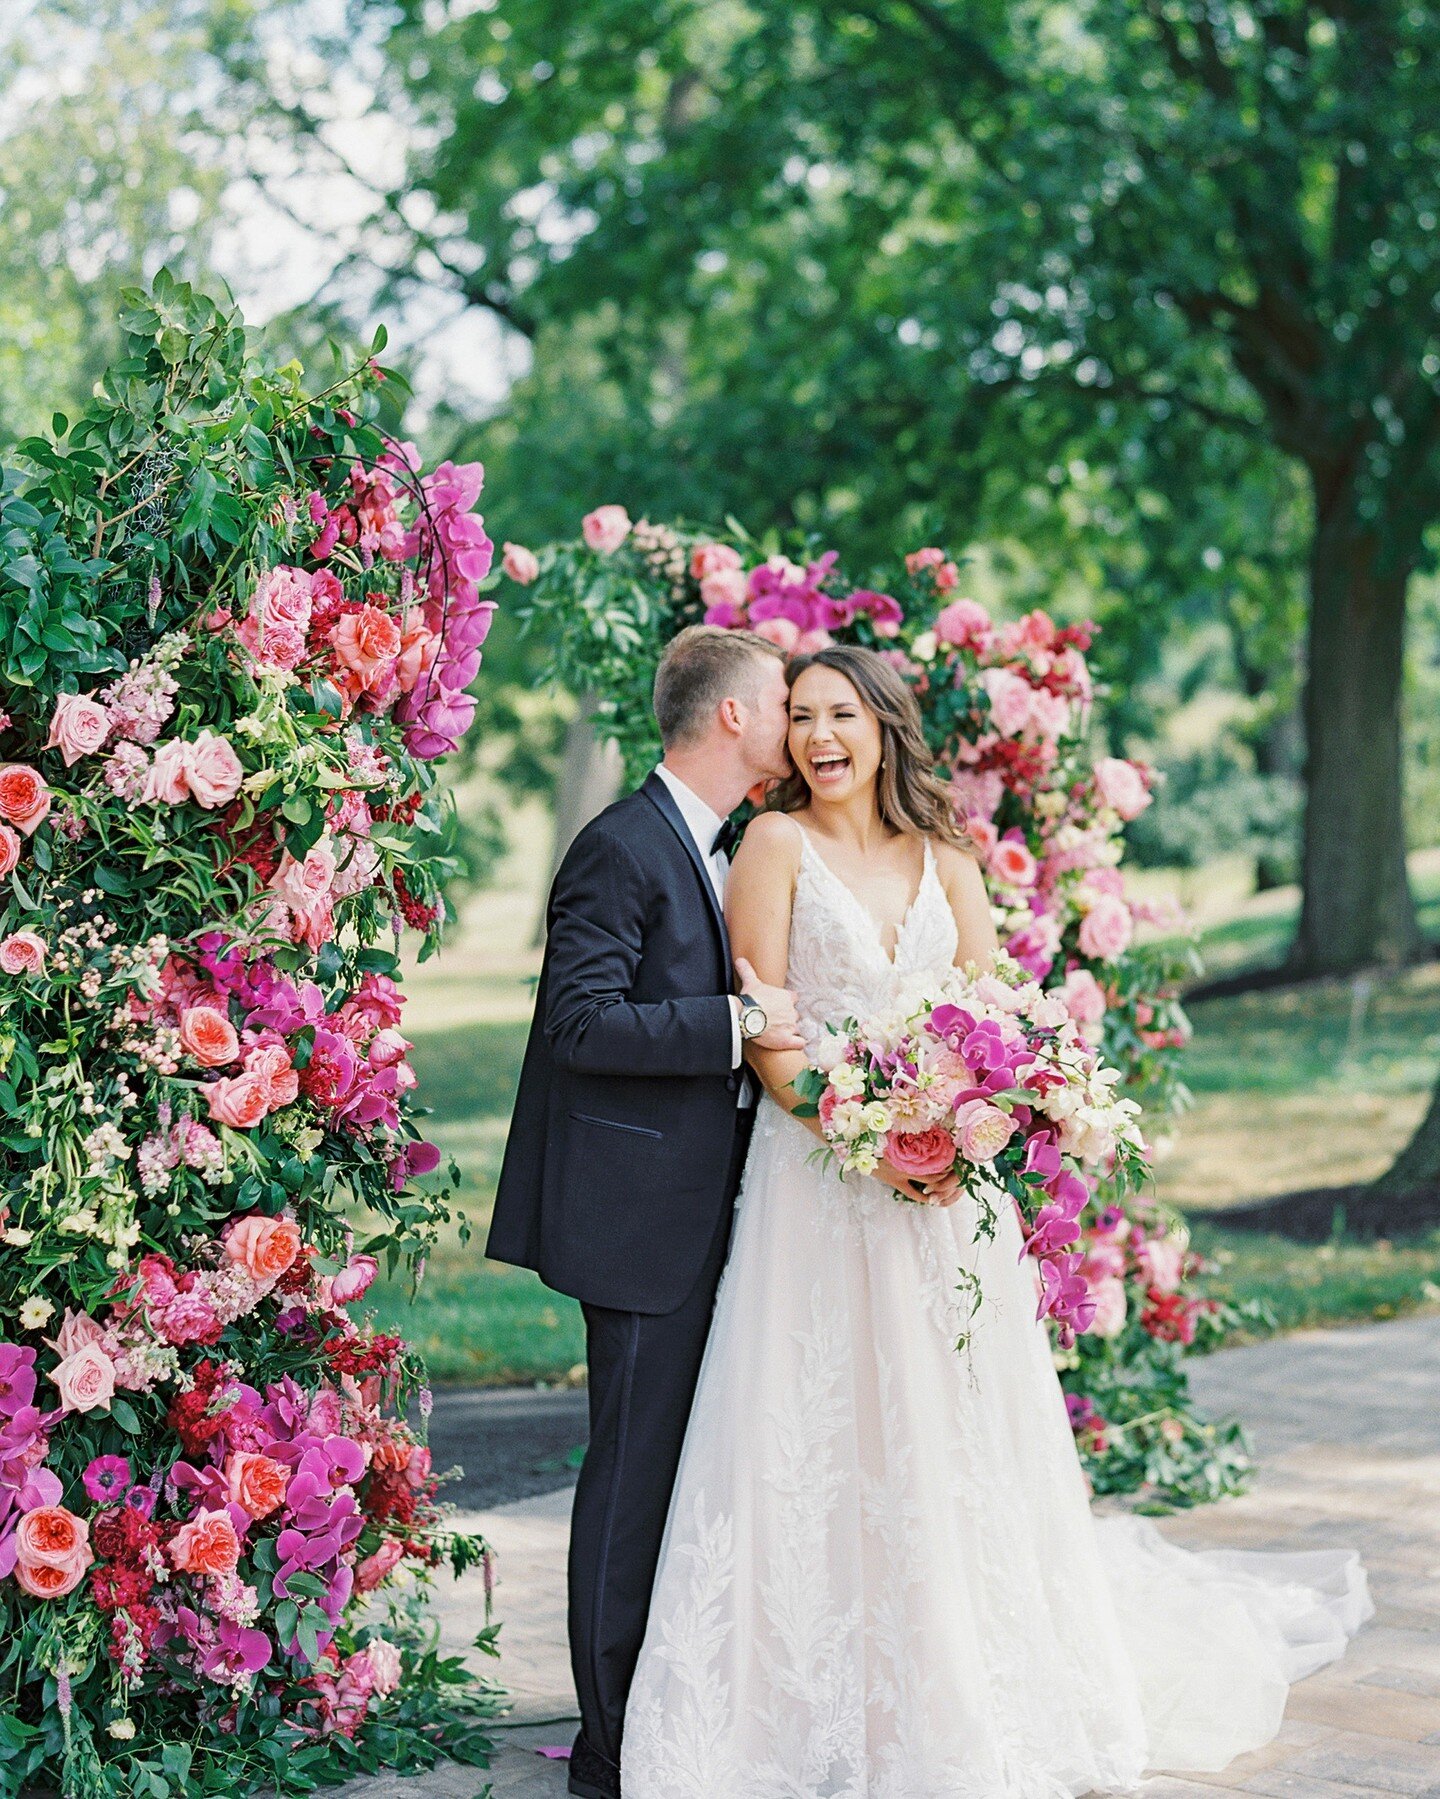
[487,771,744,1314]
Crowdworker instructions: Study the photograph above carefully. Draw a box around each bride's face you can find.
[788,664,884,804]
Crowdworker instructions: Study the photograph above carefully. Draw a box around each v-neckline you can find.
[794,824,933,967]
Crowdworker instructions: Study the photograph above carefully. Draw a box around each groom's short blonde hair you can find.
[653,625,785,748]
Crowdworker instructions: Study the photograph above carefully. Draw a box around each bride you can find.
[621,644,1370,1798]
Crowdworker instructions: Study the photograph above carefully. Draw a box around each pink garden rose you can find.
[331,604,402,694]
[1093,756,1152,821]
[978,666,1035,737]
[501,542,540,584]
[988,837,1038,889]
[0,823,18,879]
[884,1126,957,1181]
[1137,1234,1187,1294]
[752,616,801,652]
[905,547,959,591]
[393,609,439,694]
[50,1341,116,1414]
[224,1451,290,1520]
[224,1213,302,1286]
[699,566,748,613]
[1058,967,1107,1028]
[45,692,112,766]
[179,1005,240,1068]
[48,1308,105,1360]
[243,1042,299,1111]
[14,1506,92,1597]
[273,841,337,915]
[690,542,742,580]
[0,765,51,836]
[0,931,46,976]
[352,1637,403,1696]
[581,505,632,554]
[203,1072,270,1130]
[325,1255,380,1308]
[1077,895,1134,962]
[183,731,244,808]
[143,740,191,805]
[934,598,992,648]
[355,1536,406,1593]
[1089,1277,1128,1339]
[953,1099,1017,1164]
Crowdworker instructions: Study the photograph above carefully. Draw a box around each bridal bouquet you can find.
[794,957,1149,1346]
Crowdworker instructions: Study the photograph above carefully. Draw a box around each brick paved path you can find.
[339,1314,1440,1798]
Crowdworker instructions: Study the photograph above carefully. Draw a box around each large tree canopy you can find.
[375,0,1440,980]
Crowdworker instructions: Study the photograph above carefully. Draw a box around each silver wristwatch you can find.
[738,993,768,1041]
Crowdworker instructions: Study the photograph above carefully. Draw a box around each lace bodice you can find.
[786,825,958,1042]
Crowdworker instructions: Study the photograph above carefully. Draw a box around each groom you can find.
[488,625,803,1799]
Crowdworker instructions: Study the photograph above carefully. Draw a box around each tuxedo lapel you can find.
[641,772,732,973]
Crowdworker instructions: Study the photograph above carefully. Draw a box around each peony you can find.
[0,931,46,976]
[952,1100,1017,1165]
[0,823,18,880]
[50,1341,116,1414]
[581,504,632,554]
[1137,1234,1187,1295]
[1089,1277,1128,1339]
[328,1255,379,1307]
[989,837,1038,889]
[699,566,748,613]
[1077,895,1134,962]
[934,597,993,647]
[1094,756,1152,821]
[224,1213,302,1286]
[203,1073,269,1130]
[501,542,540,584]
[179,1005,240,1068]
[331,604,402,692]
[1059,968,1108,1028]
[353,1637,403,1696]
[45,692,111,766]
[183,731,244,809]
[0,765,51,836]
[224,1451,290,1520]
[978,666,1035,738]
[170,1509,242,1576]
[884,1126,957,1182]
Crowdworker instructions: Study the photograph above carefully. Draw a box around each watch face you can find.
[742,1005,766,1039]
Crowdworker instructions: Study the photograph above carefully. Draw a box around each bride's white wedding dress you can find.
[621,830,1371,1799]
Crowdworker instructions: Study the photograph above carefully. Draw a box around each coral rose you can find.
[203,1073,269,1130]
[0,765,51,835]
[0,823,18,880]
[15,1506,92,1596]
[224,1451,290,1520]
[0,931,46,976]
[393,609,439,695]
[170,1509,242,1576]
[15,1557,88,1598]
[179,1005,240,1068]
[501,542,540,584]
[581,505,631,554]
[690,542,742,580]
[45,693,112,766]
[884,1126,958,1182]
[225,1213,302,1285]
[50,1341,116,1414]
[243,1042,299,1110]
[331,604,402,692]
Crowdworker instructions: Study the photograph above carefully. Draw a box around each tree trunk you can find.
[1371,1069,1440,1199]
[531,696,623,946]
[1288,503,1421,975]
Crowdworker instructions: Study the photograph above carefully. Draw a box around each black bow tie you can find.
[711,816,742,860]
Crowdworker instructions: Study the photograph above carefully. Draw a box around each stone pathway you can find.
[340,1314,1440,1797]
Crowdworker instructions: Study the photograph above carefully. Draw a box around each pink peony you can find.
[934,598,992,648]
[352,1637,402,1696]
[0,765,51,836]
[50,1341,116,1414]
[328,1255,379,1307]
[1137,1235,1186,1295]
[884,1126,958,1181]
[979,666,1035,738]
[581,505,632,554]
[952,1100,1017,1164]
[0,931,45,976]
[1093,756,1152,821]
[1058,968,1107,1027]
[1077,895,1134,962]
[988,837,1038,889]
[45,693,111,766]
[501,542,540,584]
[699,566,748,614]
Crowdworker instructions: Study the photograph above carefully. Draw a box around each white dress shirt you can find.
[653,764,751,1093]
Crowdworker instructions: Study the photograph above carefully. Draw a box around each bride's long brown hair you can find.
[769,645,972,850]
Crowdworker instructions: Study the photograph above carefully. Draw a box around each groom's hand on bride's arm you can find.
[733,957,805,1053]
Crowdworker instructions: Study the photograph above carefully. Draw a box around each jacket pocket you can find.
[568,1111,664,1142]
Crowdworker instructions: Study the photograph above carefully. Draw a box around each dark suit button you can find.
[725,1075,738,1092]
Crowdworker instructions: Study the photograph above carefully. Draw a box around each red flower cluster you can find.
[326,1332,403,1377]
[90,1504,165,1673]
[390,867,438,932]
[167,1360,236,1458]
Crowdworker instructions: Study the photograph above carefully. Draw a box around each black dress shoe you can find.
[567,1732,621,1799]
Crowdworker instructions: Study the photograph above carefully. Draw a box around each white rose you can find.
[910,630,938,663]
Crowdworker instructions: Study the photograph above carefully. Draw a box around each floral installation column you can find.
[503,510,1261,1510]
[0,275,500,1797]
